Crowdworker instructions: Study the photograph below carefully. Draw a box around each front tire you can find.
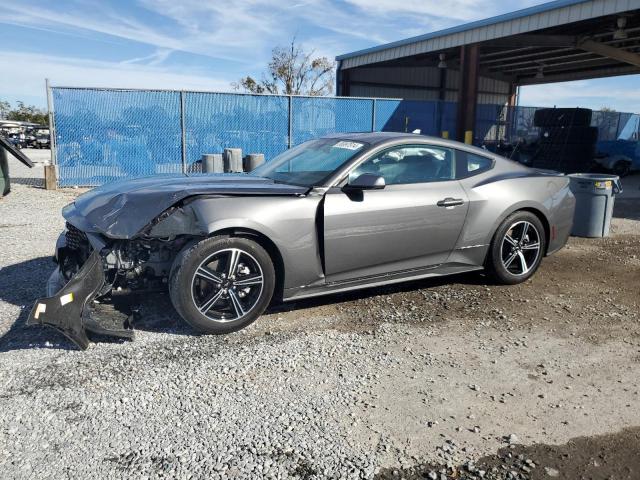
[169,236,275,334]
[486,211,546,285]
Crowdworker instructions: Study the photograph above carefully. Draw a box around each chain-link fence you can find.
[50,86,639,186]
[53,88,408,186]
[474,104,638,145]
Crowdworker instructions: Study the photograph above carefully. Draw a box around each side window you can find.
[456,150,493,179]
[349,145,455,185]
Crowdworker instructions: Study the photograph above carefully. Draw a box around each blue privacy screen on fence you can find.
[185,92,289,166]
[53,88,183,186]
[374,100,401,131]
[291,97,374,145]
[374,100,457,136]
[51,87,640,186]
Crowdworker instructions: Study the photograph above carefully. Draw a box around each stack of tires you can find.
[531,108,598,173]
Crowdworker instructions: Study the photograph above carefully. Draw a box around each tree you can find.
[0,100,10,120]
[233,39,335,96]
[5,101,48,125]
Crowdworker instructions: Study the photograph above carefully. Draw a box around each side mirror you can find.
[344,173,385,191]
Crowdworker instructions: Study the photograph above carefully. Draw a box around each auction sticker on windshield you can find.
[332,141,364,150]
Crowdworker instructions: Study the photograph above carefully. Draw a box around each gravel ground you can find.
[1,154,639,479]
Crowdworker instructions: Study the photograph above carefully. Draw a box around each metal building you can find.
[336,0,640,141]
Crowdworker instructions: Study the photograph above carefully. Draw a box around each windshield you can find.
[250,138,367,187]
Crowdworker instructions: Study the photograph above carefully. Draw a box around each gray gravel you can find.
[1,154,640,479]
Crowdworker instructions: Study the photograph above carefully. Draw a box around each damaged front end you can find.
[27,249,112,349]
[28,221,192,349]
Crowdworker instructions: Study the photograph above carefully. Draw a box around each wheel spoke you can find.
[196,267,223,284]
[504,252,518,268]
[234,274,263,286]
[504,234,518,247]
[199,289,224,313]
[522,242,540,250]
[517,251,529,274]
[228,290,245,318]
[519,222,529,242]
[227,249,241,277]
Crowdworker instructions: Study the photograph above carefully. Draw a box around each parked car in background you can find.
[28,132,576,349]
[34,128,51,149]
[6,134,24,149]
[24,130,37,149]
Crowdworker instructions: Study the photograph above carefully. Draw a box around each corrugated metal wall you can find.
[346,66,510,105]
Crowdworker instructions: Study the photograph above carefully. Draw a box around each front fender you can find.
[187,196,325,290]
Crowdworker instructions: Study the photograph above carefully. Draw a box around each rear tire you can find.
[486,211,546,285]
[169,236,275,334]
[612,160,631,177]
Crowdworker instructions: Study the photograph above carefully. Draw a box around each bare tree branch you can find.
[233,38,335,96]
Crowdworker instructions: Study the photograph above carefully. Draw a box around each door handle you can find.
[437,197,464,207]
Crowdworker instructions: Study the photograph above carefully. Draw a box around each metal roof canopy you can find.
[337,0,640,87]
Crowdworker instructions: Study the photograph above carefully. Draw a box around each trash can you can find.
[568,173,622,238]
[0,145,9,197]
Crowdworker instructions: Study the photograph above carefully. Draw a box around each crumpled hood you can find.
[63,174,307,239]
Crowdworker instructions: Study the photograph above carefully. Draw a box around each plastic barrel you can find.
[568,173,622,238]
[243,153,265,172]
[202,154,224,173]
[223,148,243,173]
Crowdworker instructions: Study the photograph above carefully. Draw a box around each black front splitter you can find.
[27,251,134,350]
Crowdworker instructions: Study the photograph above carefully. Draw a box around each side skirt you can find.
[282,263,484,302]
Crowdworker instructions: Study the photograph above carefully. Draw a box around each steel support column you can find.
[456,44,480,143]
[436,67,447,135]
[506,82,518,142]
[340,68,350,96]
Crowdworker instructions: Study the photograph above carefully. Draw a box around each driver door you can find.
[323,144,469,283]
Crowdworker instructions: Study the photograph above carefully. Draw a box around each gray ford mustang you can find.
[28,132,575,349]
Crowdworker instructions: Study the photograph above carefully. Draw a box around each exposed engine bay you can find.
[61,222,192,294]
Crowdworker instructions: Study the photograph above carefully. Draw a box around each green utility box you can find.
[0,146,9,197]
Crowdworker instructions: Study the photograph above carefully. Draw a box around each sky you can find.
[0,0,638,113]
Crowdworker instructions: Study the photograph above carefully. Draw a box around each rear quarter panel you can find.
[456,165,574,261]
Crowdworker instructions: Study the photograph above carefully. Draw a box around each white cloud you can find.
[5,0,632,114]
[0,50,233,106]
[1,0,491,68]
[121,49,175,67]
[2,3,184,51]
[343,0,488,22]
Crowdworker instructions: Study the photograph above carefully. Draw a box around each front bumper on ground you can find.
[27,251,134,350]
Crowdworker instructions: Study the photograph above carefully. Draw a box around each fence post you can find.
[180,91,187,174]
[288,95,293,149]
[371,98,377,132]
[45,78,58,189]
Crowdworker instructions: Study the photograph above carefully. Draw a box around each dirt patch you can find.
[259,230,640,345]
[375,427,640,479]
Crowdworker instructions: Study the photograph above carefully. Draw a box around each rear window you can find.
[456,150,494,179]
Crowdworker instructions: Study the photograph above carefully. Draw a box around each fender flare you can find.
[484,201,551,249]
